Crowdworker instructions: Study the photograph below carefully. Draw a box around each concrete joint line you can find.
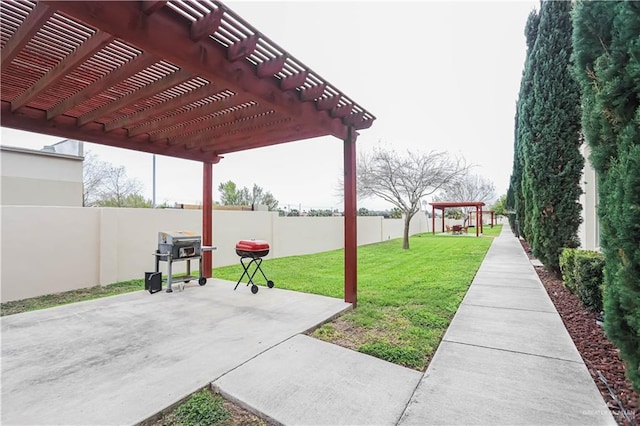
[395,367,429,426]
[210,333,301,384]
[462,302,558,314]
[441,340,583,364]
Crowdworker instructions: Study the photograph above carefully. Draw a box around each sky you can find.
[0,0,538,212]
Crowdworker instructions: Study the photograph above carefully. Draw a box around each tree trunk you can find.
[402,215,411,249]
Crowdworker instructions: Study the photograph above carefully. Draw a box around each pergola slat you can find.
[129,90,239,138]
[11,30,113,112]
[77,68,194,127]
[104,82,214,132]
[1,2,54,73]
[160,104,267,144]
[46,52,158,119]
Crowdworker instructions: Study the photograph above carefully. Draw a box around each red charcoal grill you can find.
[234,239,274,294]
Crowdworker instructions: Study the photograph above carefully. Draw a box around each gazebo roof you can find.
[0,0,375,162]
[429,201,486,209]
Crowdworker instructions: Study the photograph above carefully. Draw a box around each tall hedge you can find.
[572,0,640,392]
[526,0,583,273]
[509,10,539,240]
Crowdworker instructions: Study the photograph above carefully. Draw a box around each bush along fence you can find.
[559,248,605,313]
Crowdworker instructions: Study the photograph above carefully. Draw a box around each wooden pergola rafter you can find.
[0,0,375,305]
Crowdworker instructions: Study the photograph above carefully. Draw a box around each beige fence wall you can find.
[0,206,429,302]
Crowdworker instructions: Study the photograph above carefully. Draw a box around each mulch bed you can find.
[520,239,639,425]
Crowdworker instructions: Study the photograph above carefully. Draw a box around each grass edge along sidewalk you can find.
[1,226,500,372]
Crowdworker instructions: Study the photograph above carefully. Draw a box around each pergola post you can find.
[344,127,357,306]
[441,209,445,233]
[202,161,213,278]
[476,206,480,237]
[432,205,436,234]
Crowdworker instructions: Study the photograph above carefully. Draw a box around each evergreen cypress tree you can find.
[527,0,583,272]
[510,10,539,240]
[572,0,640,392]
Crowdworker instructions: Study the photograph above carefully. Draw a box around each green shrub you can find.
[573,251,605,313]
[559,248,579,293]
[174,389,230,426]
[559,249,605,312]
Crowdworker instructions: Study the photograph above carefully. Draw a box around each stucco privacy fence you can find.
[0,207,429,303]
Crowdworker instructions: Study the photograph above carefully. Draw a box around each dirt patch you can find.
[520,239,639,425]
[310,315,393,351]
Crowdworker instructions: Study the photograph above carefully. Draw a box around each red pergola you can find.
[429,201,486,237]
[0,0,375,305]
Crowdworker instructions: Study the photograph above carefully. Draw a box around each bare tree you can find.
[434,174,496,226]
[82,151,108,207]
[97,165,145,207]
[83,151,148,207]
[358,147,469,249]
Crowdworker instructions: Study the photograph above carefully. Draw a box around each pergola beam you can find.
[201,123,325,155]
[280,71,308,91]
[1,101,220,163]
[227,35,258,62]
[299,84,325,102]
[190,8,224,41]
[256,56,286,78]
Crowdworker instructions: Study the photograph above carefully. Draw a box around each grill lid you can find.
[235,240,269,251]
[158,230,201,245]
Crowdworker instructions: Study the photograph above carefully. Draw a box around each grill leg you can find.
[246,258,262,287]
[234,256,252,290]
[166,256,173,293]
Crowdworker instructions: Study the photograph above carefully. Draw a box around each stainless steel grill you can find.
[158,230,202,259]
[154,230,207,292]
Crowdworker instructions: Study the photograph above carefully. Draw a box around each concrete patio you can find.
[1,280,350,425]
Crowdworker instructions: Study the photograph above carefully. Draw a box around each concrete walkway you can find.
[400,224,615,425]
[214,225,615,425]
[2,225,616,425]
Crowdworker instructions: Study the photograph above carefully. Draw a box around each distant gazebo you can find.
[429,201,486,237]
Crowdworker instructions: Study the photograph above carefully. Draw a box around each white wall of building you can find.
[0,206,429,302]
[578,144,599,251]
[1,145,83,207]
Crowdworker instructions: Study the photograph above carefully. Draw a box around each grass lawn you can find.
[214,225,500,370]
